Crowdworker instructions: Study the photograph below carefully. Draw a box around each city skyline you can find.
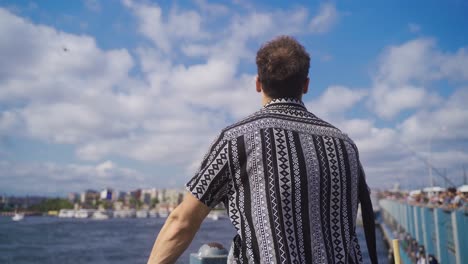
[1,0,467,195]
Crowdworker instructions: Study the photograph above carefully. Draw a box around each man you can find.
[147,36,378,264]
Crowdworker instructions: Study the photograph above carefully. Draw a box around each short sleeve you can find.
[185,134,232,208]
[357,160,378,264]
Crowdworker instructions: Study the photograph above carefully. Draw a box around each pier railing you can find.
[379,200,468,264]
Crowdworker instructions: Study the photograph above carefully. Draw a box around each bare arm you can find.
[147,193,211,264]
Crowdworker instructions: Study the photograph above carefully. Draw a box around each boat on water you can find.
[58,209,75,218]
[208,211,227,221]
[148,210,159,218]
[136,210,149,218]
[113,209,136,218]
[12,212,24,221]
[74,209,94,219]
[157,208,170,218]
[92,210,110,220]
[209,213,219,221]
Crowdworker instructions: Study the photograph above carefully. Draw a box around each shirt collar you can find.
[263,97,306,109]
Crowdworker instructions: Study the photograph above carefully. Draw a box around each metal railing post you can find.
[452,210,467,264]
[434,208,448,263]
[190,242,228,264]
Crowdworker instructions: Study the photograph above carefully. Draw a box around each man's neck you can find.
[261,95,302,106]
[262,95,273,106]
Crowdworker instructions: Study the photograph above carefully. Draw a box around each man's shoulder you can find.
[218,109,357,147]
[219,109,266,138]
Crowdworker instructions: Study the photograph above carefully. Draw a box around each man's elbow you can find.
[166,210,198,235]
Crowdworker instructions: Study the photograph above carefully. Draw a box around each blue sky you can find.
[1,0,467,196]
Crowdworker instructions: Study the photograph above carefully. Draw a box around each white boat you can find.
[113,210,124,218]
[208,211,227,221]
[113,209,136,218]
[12,213,24,221]
[58,209,75,218]
[136,210,149,218]
[158,209,169,218]
[74,209,94,219]
[92,211,110,220]
[209,214,219,221]
[149,210,159,218]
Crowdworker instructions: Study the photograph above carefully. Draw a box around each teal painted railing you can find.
[380,200,468,264]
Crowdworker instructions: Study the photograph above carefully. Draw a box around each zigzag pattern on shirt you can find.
[274,128,299,263]
[316,136,333,263]
[288,130,306,264]
[302,134,326,264]
[336,140,352,261]
[264,128,286,263]
[231,138,253,262]
[247,132,273,263]
[324,136,345,264]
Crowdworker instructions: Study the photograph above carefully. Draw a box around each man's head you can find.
[256,35,310,100]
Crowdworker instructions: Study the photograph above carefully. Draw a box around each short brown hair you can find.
[256,36,310,99]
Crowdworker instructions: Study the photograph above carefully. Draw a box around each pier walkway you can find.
[379,200,468,264]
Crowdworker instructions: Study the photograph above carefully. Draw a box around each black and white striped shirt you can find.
[186,98,377,264]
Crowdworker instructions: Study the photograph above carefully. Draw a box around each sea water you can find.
[0,216,388,263]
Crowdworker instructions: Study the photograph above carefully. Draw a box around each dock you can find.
[379,200,468,264]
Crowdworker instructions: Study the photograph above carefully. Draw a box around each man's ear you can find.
[303,78,310,94]
[256,76,262,93]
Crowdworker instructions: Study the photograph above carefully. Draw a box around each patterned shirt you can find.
[186,98,377,264]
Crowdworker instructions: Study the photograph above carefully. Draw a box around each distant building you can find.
[141,188,158,205]
[67,192,79,203]
[157,189,166,204]
[112,190,126,201]
[80,190,99,205]
[159,189,184,207]
[113,200,124,210]
[129,189,141,200]
[0,195,5,210]
[100,188,113,201]
[0,196,46,210]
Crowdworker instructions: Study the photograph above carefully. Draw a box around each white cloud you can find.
[375,38,438,85]
[398,88,468,144]
[0,9,151,153]
[370,83,440,119]
[306,85,367,118]
[180,7,311,61]
[193,0,229,16]
[122,0,207,53]
[96,160,116,177]
[0,110,20,134]
[0,160,146,195]
[369,38,468,118]
[21,103,102,143]
[0,8,133,104]
[304,72,468,189]
[336,112,467,189]
[440,47,468,81]
[309,3,339,33]
[377,38,468,84]
[355,38,468,187]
